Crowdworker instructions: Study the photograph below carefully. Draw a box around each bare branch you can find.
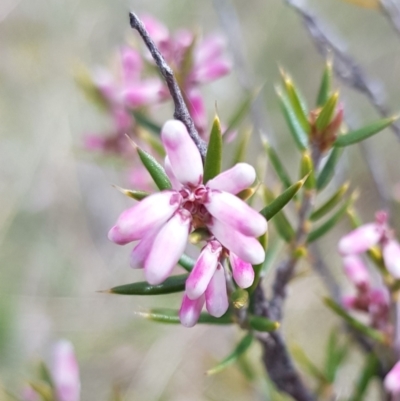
[129,12,207,158]
[285,0,400,140]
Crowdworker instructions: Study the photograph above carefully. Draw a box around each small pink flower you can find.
[342,255,370,291]
[179,294,205,328]
[52,340,80,401]
[383,239,400,279]
[338,223,384,255]
[384,361,400,395]
[229,252,255,289]
[205,264,229,318]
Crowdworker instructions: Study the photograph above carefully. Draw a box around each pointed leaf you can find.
[280,70,310,134]
[113,185,149,201]
[323,298,386,343]
[248,315,280,332]
[307,195,354,243]
[260,177,307,220]
[317,60,333,107]
[138,308,233,324]
[136,146,172,190]
[261,137,292,189]
[206,333,253,375]
[132,111,162,135]
[334,116,397,147]
[300,152,316,190]
[316,147,343,191]
[203,115,223,183]
[316,92,339,131]
[325,330,349,383]
[291,344,328,383]
[231,129,251,165]
[38,362,54,390]
[107,274,188,296]
[28,381,53,401]
[348,354,379,401]
[310,182,350,221]
[178,253,195,272]
[276,88,308,150]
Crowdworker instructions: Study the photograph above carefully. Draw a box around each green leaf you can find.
[113,185,149,201]
[310,182,349,221]
[307,195,354,243]
[280,70,310,134]
[224,89,259,135]
[203,116,223,183]
[261,137,292,189]
[138,308,233,325]
[262,187,295,242]
[316,92,339,131]
[291,344,328,383]
[38,362,54,390]
[334,116,397,147]
[323,298,386,343]
[316,147,343,191]
[324,330,349,383]
[348,353,379,401]
[231,289,249,310]
[107,274,188,296]
[231,129,251,165]
[260,177,307,220]
[136,146,172,190]
[178,254,195,272]
[316,60,333,107]
[300,152,316,190]
[248,315,280,332]
[132,111,162,135]
[206,333,253,375]
[276,88,308,150]
[28,381,54,401]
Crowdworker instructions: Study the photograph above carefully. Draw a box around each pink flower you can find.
[338,223,384,255]
[52,341,80,401]
[383,239,400,279]
[384,361,400,395]
[342,255,370,291]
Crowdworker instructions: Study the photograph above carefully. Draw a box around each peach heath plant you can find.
[96,11,400,401]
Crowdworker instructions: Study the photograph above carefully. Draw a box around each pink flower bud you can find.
[120,47,142,82]
[383,239,400,279]
[229,252,254,288]
[179,294,205,328]
[206,163,256,194]
[205,264,229,317]
[192,59,231,84]
[384,361,400,395]
[122,80,164,107]
[338,223,383,255]
[161,120,203,186]
[343,255,370,290]
[52,341,80,401]
[185,240,222,300]
[187,90,207,136]
[195,35,226,65]
[341,295,358,310]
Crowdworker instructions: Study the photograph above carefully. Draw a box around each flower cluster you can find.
[108,120,267,326]
[24,340,80,401]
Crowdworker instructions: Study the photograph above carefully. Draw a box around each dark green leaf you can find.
[316,60,333,107]
[276,89,308,150]
[206,333,253,375]
[334,116,397,147]
[136,146,172,190]
[316,92,339,131]
[316,147,343,191]
[248,315,279,332]
[203,116,223,183]
[108,274,188,296]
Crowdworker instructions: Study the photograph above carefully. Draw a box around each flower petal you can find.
[192,59,231,84]
[161,120,203,186]
[208,218,265,265]
[206,190,267,237]
[187,90,207,136]
[108,191,181,245]
[229,252,254,288]
[337,223,383,255]
[195,35,226,65]
[185,240,222,300]
[343,255,370,290]
[144,210,191,285]
[52,341,80,401]
[120,46,142,82]
[179,293,205,328]
[130,229,159,269]
[122,79,163,107]
[205,264,229,317]
[206,163,256,194]
[383,239,400,279]
[384,361,400,395]
[164,156,183,190]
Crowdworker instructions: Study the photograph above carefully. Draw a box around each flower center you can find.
[179,184,212,228]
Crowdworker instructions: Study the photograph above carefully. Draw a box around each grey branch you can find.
[381,0,400,37]
[285,0,400,140]
[129,12,207,158]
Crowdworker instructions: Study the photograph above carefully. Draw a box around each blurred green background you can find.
[1,0,400,399]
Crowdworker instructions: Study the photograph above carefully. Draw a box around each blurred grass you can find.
[0,0,399,399]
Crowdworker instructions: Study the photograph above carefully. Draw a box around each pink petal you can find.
[185,240,222,300]
[130,229,159,269]
[83,134,106,151]
[108,191,181,245]
[122,79,163,107]
[230,252,254,288]
[383,239,400,279]
[338,223,383,255]
[208,218,265,265]
[112,108,132,131]
[187,90,207,136]
[205,264,229,318]
[195,35,226,65]
[144,210,191,285]
[52,340,80,401]
[206,190,267,237]
[341,295,357,310]
[192,59,231,84]
[179,293,205,328]
[22,386,40,401]
[120,46,142,82]
[141,15,170,47]
[164,156,183,190]
[161,120,203,186]
[343,255,370,290]
[206,163,256,194]
[384,361,400,395]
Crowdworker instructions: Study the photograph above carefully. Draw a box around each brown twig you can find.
[129,12,207,159]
